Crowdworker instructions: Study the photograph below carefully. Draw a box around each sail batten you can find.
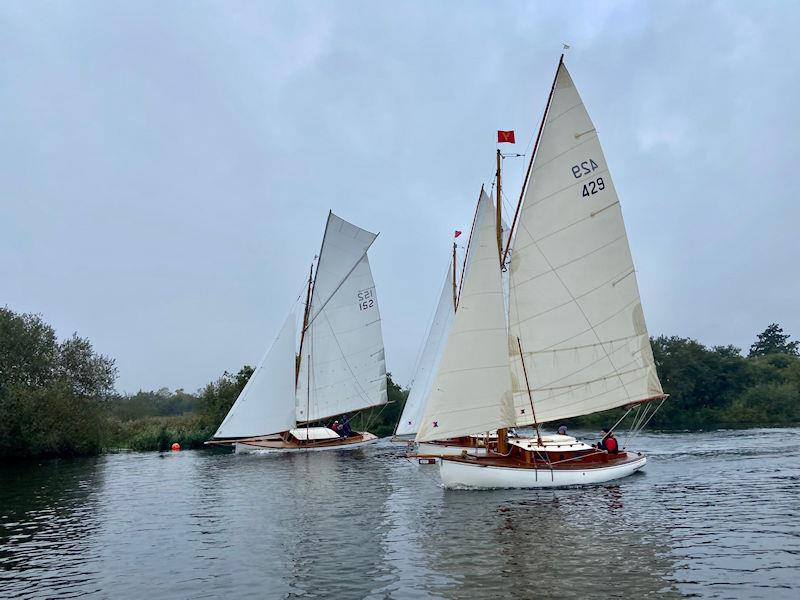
[508,61,662,426]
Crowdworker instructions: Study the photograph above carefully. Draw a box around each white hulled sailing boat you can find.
[418,56,667,488]
[209,212,388,454]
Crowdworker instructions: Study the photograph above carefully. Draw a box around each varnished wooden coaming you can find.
[445,447,644,471]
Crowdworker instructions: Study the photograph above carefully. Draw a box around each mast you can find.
[495,149,503,263]
[295,261,315,386]
[501,53,564,266]
[495,149,510,454]
[451,241,458,310]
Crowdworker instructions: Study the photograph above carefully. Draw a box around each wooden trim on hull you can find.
[234,431,379,454]
[439,452,647,489]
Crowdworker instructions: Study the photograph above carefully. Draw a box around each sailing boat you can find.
[417,56,667,488]
[209,211,388,454]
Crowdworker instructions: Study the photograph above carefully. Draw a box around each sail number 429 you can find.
[357,289,375,311]
[571,158,605,198]
[582,177,605,197]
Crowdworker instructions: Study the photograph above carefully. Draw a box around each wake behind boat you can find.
[208,212,388,454]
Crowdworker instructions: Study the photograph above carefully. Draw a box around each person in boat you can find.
[557,425,568,436]
[341,414,352,437]
[597,428,619,454]
[331,420,341,436]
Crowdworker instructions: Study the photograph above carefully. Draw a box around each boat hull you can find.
[234,432,379,455]
[439,453,647,489]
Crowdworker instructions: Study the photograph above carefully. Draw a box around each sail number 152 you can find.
[357,289,375,311]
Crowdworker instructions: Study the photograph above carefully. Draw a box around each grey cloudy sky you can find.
[2,1,798,393]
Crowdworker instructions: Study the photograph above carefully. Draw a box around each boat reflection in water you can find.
[414,480,683,599]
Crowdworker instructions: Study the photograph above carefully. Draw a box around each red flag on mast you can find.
[454,230,462,238]
[497,130,515,143]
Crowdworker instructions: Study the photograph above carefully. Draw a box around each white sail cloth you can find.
[297,212,387,423]
[416,191,516,442]
[213,313,297,438]
[508,62,663,426]
[396,263,455,436]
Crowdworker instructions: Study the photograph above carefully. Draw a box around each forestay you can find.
[297,212,387,423]
[213,313,297,438]
[508,62,663,426]
[416,191,516,442]
[396,263,455,436]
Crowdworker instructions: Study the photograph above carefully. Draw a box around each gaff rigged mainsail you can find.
[296,212,388,424]
[507,61,663,427]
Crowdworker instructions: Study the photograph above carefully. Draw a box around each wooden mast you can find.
[295,261,315,385]
[495,54,564,452]
[452,241,458,310]
[495,149,503,262]
[495,147,510,455]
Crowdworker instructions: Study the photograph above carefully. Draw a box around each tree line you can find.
[1,306,798,459]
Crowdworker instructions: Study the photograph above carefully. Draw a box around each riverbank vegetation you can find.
[1,306,798,458]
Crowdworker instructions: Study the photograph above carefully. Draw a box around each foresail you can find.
[416,191,515,442]
[297,213,387,423]
[213,313,297,439]
[396,262,455,436]
[508,62,663,426]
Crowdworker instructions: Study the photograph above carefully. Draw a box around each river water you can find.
[0,428,798,599]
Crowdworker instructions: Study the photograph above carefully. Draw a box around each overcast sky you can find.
[2,1,798,393]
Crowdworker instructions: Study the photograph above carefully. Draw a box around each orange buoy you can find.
[171,442,181,451]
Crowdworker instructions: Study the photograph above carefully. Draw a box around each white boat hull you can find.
[439,454,647,489]
[235,435,379,455]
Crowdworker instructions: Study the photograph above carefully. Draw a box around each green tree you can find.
[0,308,117,458]
[749,323,799,357]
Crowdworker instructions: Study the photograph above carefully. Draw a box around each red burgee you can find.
[454,230,462,238]
[497,130,515,143]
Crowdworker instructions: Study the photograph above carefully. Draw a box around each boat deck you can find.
[443,448,645,471]
[236,431,377,450]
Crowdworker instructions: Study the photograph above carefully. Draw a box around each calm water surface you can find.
[1,428,798,599]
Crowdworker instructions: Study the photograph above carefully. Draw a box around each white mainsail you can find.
[297,212,387,423]
[396,263,455,436]
[416,190,516,442]
[508,61,663,426]
[213,313,297,438]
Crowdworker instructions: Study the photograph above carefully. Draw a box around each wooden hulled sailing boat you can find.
[418,56,667,488]
[209,212,388,454]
